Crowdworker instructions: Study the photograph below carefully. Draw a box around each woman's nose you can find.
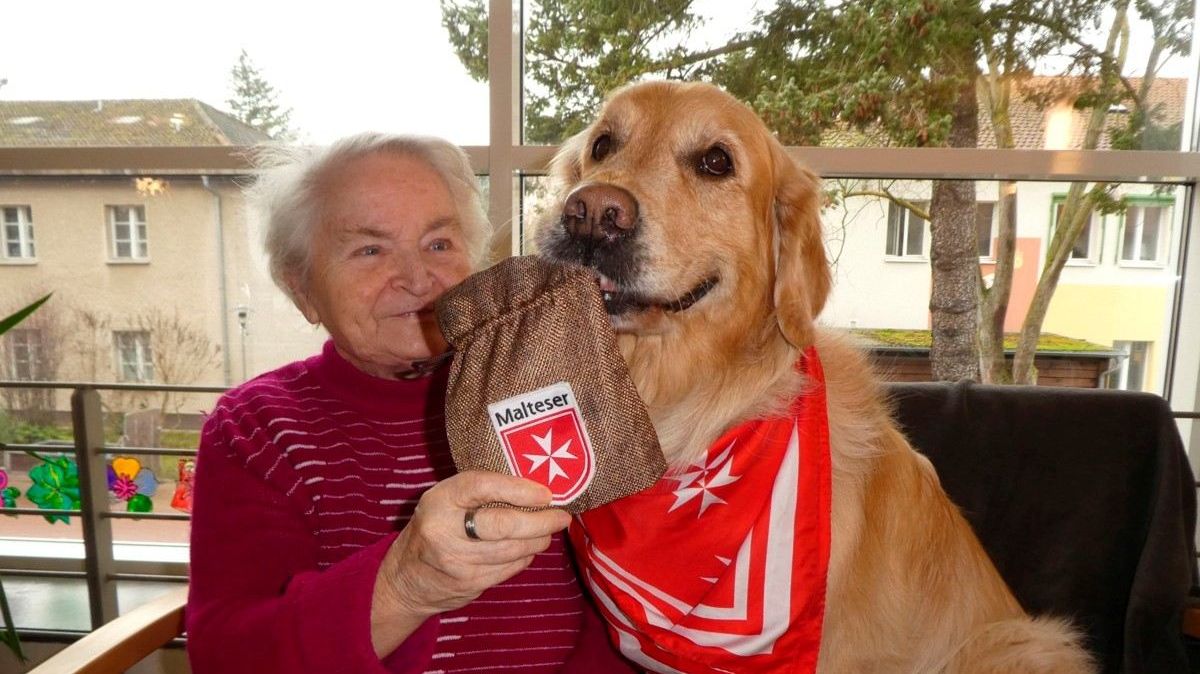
[391,254,435,295]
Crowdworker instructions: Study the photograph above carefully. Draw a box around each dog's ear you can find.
[771,143,830,349]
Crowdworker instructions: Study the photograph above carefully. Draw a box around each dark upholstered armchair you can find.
[888,382,1197,674]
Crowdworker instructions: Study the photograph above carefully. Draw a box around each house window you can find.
[1119,202,1171,265]
[6,329,44,381]
[976,202,997,258]
[108,205,148,260]
[1052,198,1101,264]
[1108,340,1150,391]
[886,201,927,258]
[114,331,154,382]
[2,206,36,260]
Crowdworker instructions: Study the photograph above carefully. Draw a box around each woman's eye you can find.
[429,239,452,252]
[358,245,381,257]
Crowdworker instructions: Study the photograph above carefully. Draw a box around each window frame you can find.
[6,328,44,381]
[884,200,929,261]
[113,330,154,383]
[1110,340,1152,391]
[1050,194,1103,266]
[106,204,149,263]
[1,205,37,262]
[1117,195,1174,268]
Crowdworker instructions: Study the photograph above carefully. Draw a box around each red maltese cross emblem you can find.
[488,382,595,506]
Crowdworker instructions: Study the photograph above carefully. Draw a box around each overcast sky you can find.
[0,2,1190,145]
[0,2,493,144]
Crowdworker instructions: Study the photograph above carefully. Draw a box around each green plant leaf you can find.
[26,457,81,524]
[0,293,52,336]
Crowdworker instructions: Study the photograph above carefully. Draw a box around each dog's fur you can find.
[534,80,1094,673]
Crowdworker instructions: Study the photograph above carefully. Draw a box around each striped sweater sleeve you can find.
[185,405,437,673]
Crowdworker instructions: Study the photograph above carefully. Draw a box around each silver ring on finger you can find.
[464,508,482,541]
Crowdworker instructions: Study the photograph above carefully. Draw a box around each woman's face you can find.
[293,151,475,378]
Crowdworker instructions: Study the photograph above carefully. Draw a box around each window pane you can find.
[905,215,924,256]
[112,206,128,222]
[114,223,130,240]
[136,241,148,258]
[1070,220,1091,259]
[1126,342,1149,390]
[1122,207,1141,260]
[886,203,902,256]
[1141,207,1162,261]
[116,241,131,258]
[976,203,994,257]
[3,207,17,224]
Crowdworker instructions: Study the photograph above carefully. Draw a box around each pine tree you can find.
[226,49,295,141]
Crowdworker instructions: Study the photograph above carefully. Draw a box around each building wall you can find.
[1042,284,1169,391]
[211,176,327,383]
[819,179,1182,392]
[0,175,326,421]
[821,193,932,330]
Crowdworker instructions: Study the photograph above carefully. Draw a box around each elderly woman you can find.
[186,133,631,673]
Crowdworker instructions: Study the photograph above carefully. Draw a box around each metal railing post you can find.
[71,387,118,627]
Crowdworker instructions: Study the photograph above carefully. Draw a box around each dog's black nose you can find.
[562,183,639,241]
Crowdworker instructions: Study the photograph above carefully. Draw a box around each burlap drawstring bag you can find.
[435,256,666,513]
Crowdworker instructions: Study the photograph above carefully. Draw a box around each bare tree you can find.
[0,290,63,423]
[134,309,222,420]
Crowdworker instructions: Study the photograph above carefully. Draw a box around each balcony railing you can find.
[0,379,1197,640]
[0,380,224,634]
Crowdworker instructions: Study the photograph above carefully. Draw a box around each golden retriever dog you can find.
[533,80,1094,673]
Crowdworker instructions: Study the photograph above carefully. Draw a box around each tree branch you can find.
[842,189,930,220]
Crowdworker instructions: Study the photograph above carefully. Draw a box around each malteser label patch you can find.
[488,382,596,506]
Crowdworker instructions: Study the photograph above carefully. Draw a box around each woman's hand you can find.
[369,471,570,655]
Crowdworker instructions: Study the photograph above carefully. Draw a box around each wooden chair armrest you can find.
[29,585,188,674]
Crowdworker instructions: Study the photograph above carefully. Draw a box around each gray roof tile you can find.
[0,99,271,147]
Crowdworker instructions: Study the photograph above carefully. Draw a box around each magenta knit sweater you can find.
[186,340,632,673]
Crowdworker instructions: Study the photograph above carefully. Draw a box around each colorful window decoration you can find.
[26,455,81,524]
[0,468,20,510]
[170,458,195,513]
[107,456,158,513]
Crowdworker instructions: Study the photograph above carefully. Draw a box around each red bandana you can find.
[570,347,831,673]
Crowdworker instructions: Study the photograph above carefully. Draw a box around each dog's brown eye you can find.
[699,146,733,176]
[592,134,613,161]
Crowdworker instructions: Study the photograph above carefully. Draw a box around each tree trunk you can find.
[977,66,1017,384]
[929,77,981,382]
[978,180,1018,383]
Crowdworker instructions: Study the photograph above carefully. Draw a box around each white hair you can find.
[249,132,492,306]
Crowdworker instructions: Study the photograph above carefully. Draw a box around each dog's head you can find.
[534,80,830,351]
